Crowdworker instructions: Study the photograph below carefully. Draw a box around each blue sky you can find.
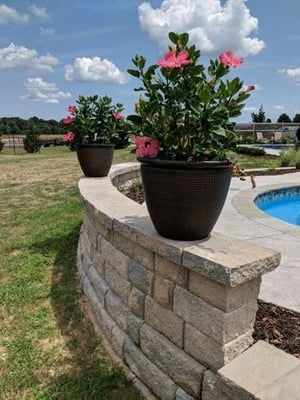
[0,0,299,123]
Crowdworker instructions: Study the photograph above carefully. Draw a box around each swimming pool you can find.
[256,144,295,151]
[255,186,300,226]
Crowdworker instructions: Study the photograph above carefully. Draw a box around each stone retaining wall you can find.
[77,162,300,400]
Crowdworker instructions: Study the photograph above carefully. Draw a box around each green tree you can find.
[277,113,291,123]
[251,105,267,123]
[23,124,40,153]
[293,114,300,123]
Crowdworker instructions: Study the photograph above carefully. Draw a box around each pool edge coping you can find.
[232,182,300,238]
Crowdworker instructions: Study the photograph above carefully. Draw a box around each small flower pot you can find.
[76,144,114,177]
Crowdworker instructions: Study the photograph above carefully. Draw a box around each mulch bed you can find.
[253,300,300,359]
[123,186,300,359]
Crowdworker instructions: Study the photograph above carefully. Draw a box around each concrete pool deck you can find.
[214,171,300,313]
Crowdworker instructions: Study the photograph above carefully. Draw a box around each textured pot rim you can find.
[77,143,115,148]
[137,157,231,169]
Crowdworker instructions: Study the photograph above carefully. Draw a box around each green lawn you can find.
[0,146,140,400]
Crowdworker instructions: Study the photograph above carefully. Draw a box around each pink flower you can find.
[63,116,74,125]
[135,136,160,159]
[67,105,77,113]
[243,85,256,93]
[158,49,192,68]
[219,51,243,68]
[63,132,75,142]
[113,112,123,120]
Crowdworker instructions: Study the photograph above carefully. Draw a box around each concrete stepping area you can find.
[215,172,300,313]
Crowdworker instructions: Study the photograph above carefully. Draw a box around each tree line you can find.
[1,108,299,135]
[251,106,300,123]
[0,116,65,136]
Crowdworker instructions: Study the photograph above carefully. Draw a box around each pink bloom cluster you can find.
[63,115,74,125]
[135,136,160,159]
[63,106,76,142]
[113,112,123,120]
[158,49,192,68]
[67,105,77,114]
[64,132,75,142]
[63,105,77,125]
[219,51,244,68]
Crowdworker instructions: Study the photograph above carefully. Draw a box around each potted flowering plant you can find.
[127,31,254,240]
[63,95,124,177]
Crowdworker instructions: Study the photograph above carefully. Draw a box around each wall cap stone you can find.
[218,340,300,399]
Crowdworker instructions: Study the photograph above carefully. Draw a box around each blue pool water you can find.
[255,187,300,226]
[256,144,295,150]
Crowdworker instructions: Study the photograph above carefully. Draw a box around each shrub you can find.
[243,135,255,144]
[279,149,295,167]
[296,127,300,142]
[281,135,292,144]
[236,146,265,156]
[23,126,40,153]
[293,150,300,169]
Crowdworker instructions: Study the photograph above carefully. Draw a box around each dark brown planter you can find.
[139,159,231,241]
[76,144,114,177]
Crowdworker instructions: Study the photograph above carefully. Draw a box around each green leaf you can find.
[134,87,145,92]
[190,65,204,75]
[168,31,179,45]
[178,32,189,48]
[145,65,158,80]
[212,127,226,137]
[137,56,146,69]
[127,69,140,78]
[199,87,211,103]
[211,105,227,115]
[237,92,251,102]
[229,77,242,93]
[127,115,142,124]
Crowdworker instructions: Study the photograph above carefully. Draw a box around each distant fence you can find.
[2,136,65,149]
[236,123,300,139]
[2,137,24,148]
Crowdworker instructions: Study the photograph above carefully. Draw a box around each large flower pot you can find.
[139,159,231,241]
[76,144,114,177]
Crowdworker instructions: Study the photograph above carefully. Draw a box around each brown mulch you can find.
[253,300,300,359]
[122,186,300,360]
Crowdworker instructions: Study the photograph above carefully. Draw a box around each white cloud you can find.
[64,57,128,84]
[287,34,300,41]
[278,68,300,85]
[40,27,55,37]
[0,43,59,72]
[28,4,50,19]
[138,0,265,56]
[273,105,284,110]
[21,77,71,104]
[0,4,29,23]
[244,106,257,112]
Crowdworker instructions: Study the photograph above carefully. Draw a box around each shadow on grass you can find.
[32,224,141,400]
